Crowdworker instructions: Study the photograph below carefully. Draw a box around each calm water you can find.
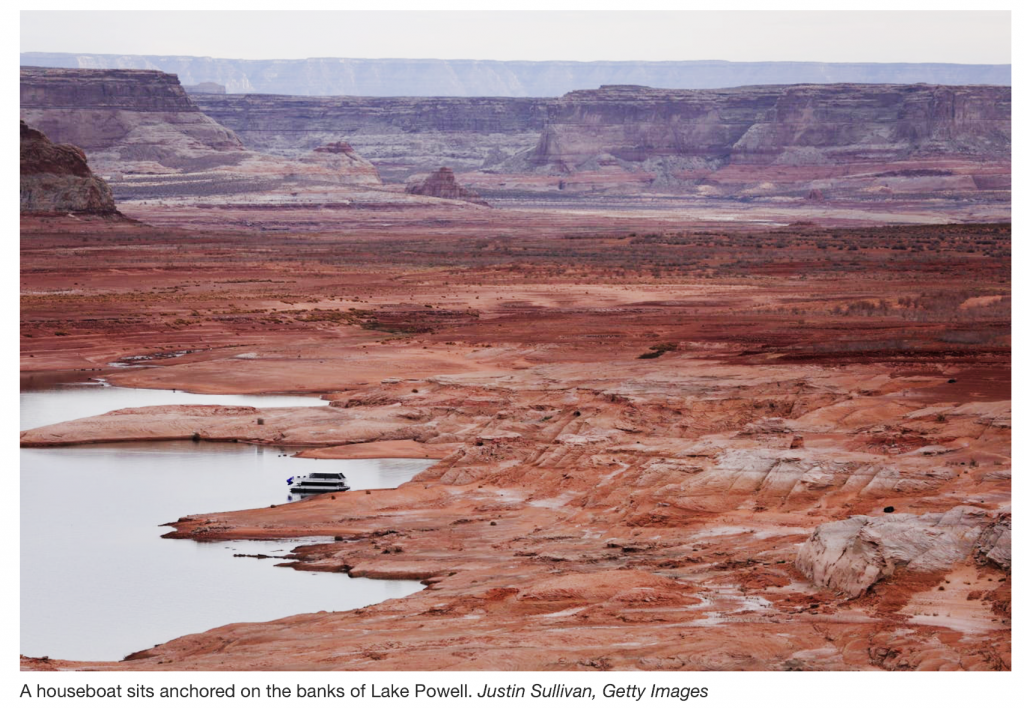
[20,384,434,661]
[20,377,328,431]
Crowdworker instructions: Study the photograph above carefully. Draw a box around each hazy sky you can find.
[21,11,1010,64]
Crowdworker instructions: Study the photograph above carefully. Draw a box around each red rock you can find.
[195,83,1010,207]
[313,141,358,156]
[406,167,488,205]
[521,84,1010,200]
[20,120,118,215]
[18,216,1010,671]
[19,68,388,206]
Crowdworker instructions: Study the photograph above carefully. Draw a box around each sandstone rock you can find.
[975,513,1011,569]
[518,569,688,603]
[313,142,359,157]
[298,142,380,184]
[20,120,117,215]
[522,84,1010,198]
[796,506,1011,597]
[192,93,545,183]
[20,67,245,173]
[406,167,488,205]
[19,68,385,203]
[193,83,1010,204]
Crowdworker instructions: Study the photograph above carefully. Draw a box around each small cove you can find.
[21,382,433,661]
[20,374,330,431]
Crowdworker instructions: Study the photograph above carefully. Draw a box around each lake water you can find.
[20,375,329,431]
[20,383,434,662]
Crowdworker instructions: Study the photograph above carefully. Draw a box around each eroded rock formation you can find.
[24,67,1008,211]
[20,365,1012,671]
[19,67,386,206]
[20,67,246,174]
[405,167,488,205]
[20,120,117,215]
[518,84,1011,198]
[192,93,547,182]
[193,84,1010,205]
[796,508,1011,598]
[19,217,1011,671]
[296,141,380,182]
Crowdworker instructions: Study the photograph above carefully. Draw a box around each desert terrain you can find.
[20,206,1010,671]
[18,60,1010,671]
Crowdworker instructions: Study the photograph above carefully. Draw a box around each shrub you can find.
[638,342,678,359]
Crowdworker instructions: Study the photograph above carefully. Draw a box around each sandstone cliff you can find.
[512,84,1011,199]
[20,52,1011,96]
[20,67,384,204]
[529,84,1010,162]
[20,120,117,215]
[405,167,488,205]
[527,84,1010,168]
[19,67,1012,213]
[196,84,1010,204]
[193,93,546,182]
[20,67,245,174]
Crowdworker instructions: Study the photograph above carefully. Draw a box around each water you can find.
[20,385,435,662]
[20,375,328,431]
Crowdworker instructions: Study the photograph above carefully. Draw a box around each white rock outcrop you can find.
[796,506,1010,597]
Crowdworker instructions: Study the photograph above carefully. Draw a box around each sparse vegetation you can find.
[639,342,678,359]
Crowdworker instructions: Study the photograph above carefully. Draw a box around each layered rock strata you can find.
[20,120,117,215]
[19,67,384,204]
[405,167,488,205]
[796,508,1011,597]
[193,84,1010,203]
[193,93,547,182]
[20,67,246,174]
[516,84,1011,198]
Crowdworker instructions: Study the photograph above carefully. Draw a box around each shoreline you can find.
[20,217,1011,671]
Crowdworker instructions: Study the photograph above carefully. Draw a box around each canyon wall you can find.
[192,93,547,182]
[196,84,1011,202]
[20,120,118,215]
[20,67,246,173]
[21,67,1012,209]
[529,84,1011,168]
[510,84,1012,198]
[21,53,1011,96]
[19,67,386,205]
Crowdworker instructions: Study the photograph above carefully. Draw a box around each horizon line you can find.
[19,52,1012,68]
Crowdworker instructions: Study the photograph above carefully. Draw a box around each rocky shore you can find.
[20,215,1010,671]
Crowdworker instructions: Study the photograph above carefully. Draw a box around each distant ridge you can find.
[20,53,1011,97]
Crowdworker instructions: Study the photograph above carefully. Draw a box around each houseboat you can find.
[288,471,350,495]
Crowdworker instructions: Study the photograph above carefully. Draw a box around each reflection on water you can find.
[20,376,328,431]
[21,440,433,661]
